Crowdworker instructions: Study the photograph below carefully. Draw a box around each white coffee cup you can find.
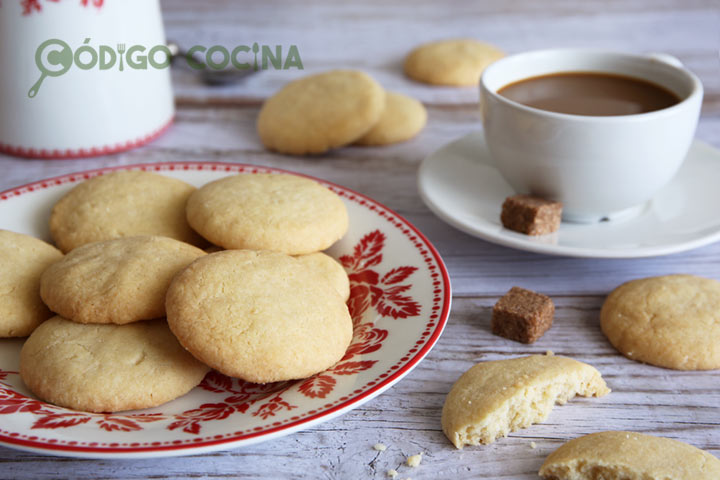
[480,49,703,223]
[0,0,173,158]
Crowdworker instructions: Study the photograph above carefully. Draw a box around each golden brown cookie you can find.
[166,250,352,383]
[296,252,350,301]
[186,173,348,255]
[40,236,205,325]
[404,39,504,86]
[50,170,204,252]
[539,431,720,479]
[20,316,209,412]
[257,70,385,154]
[600,274,720,370]
[441,355,610,449]
[354,92,427,146]
[0,230,63,337]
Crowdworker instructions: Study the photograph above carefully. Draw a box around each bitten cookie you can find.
[166,250,353,383]
[539,431,720,480]
[257,70,385,155]
[20,316,209,412]
[600,274,720,370]
[186,173,349,255]
[441,355,609,449]
[296,252,350,301]
[404,39,504,86]
[354,92,427,146]
[40,236,205,325]
[50,170,204,252]
[0,230,63,337]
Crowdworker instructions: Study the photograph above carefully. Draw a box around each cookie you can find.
[257,70,385,154]
[404,39,504,86]
[539,431,720,480]
[186,173,349,255]
[50,170,204,252]
[441,355,610,449]
[40,236,205,325]
[600,274,720,370]
[296,252,350,301]
[354,92,427,146]
[0,230,63,337]
[20,316,209,412]
[166,250,352,383]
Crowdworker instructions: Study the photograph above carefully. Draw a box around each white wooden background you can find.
[1,0,719,478]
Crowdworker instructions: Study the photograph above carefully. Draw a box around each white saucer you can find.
[418,132,720,258]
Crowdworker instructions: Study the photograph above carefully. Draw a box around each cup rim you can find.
[480,48,704,122]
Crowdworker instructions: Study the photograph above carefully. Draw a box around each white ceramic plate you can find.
[0,163,451,458]
[419,132,720,258]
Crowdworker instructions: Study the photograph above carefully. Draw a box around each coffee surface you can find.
[497,72,680,116]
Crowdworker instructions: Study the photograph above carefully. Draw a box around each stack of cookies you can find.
[1,169,353,413]
[257,70,427,155]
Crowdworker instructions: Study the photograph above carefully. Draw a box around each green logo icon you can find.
[29,39,73,98]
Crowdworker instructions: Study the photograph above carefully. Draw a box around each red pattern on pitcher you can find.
[0,228,421,435]
[20,0,103,15]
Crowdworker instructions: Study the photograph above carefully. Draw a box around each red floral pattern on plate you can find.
[0,162,450,457]
[0,229,419,435]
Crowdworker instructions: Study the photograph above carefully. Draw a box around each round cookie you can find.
[404,39,504,87]
[187,173,349,255]
[354,92,427,146]
[50,170,204,252]
[600,274,720,370]
[257,70,385,154]
[539,431,720,479]
[166,250,353,383]
[20,316,210,413]
[0,230,63,337]
[40,236,205,325]
[296,252,350,301]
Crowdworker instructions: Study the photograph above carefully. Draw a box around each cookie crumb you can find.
[406,453,422,467]
[530,441,537,449]
[546,350,554,356]
[387,469,398,478]
[373,443,387,452]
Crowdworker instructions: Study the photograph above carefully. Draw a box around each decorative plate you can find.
[0,162,451,458]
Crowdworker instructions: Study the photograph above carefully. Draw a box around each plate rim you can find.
[418,132,720,259]
[0,161,452,458]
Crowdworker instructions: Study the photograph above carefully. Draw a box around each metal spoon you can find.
[167,41,258,86]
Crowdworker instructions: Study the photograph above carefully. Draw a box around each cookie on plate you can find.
[20,316,209,412]
[40,236,205,325]
[600,274,720,370]
[539,431,720,480]
[354,92,427,146]
[296,252,350,301]
[257,69,385,155]
[404,39,504,86]
[0,230,63,337]
[186,173,349,255]
[441,355,610,449]
[50,170,204,252]
[166,250,353,383]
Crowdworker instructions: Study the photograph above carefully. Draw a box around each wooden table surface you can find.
[2,1,719,478]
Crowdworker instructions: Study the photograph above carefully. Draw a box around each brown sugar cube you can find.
[491,287,554,344]
[500,194,562,235]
